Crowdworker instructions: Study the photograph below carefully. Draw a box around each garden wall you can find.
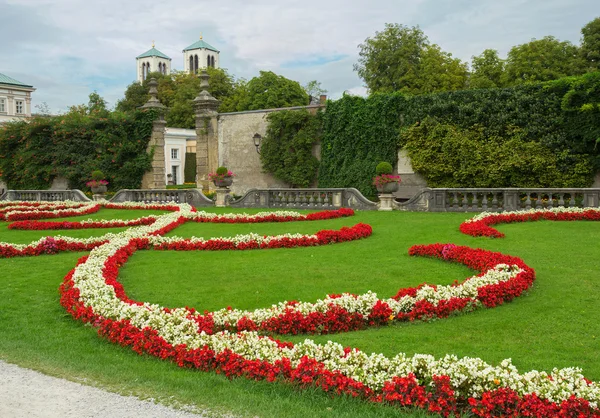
[217,105,323,196]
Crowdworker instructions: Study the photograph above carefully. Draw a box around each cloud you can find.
[1,0,598,113]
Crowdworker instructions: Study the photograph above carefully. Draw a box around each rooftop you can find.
[136,47,171,60]
[183,39,219,53]
[0,73,33,88]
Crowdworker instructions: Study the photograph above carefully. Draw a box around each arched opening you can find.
[211,55,215,68]
[189,56,194,74]
[142,62,146,80]
[146,62,150,74]
[194,55,199,73]
[207,55,211,67]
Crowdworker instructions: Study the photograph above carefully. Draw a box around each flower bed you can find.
[460,207,600,238]
[2,200,599,416]
[8,216,158,230]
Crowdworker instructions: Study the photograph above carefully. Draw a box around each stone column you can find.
[194,70,220,191]
[139,78,167,190]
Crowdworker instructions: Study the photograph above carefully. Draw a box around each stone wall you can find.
[217,105,323,196]
[395,149,428,199]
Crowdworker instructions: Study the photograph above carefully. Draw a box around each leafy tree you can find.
[581,17,600,71]
[354,23,468,94]
[414,44,468,93]
[239,71,309,110]
[304,80,328,104]
[260,109,320,187]
[502,36,586,85]
[116,69,237,127]
[354,23,427,94]
[470,49,505,89]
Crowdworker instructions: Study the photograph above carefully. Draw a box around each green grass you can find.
[1,208,599,417]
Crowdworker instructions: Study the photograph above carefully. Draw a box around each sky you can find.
[1,0,599,114]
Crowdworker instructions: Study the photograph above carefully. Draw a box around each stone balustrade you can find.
[0,190,90,202]
[229,188,378,210]
[4,187,599,212]
[110,189,214,207]
[422,188,600,212]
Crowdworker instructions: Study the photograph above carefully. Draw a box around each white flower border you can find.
[60,203,599,406]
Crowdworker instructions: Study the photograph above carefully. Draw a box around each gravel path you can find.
[0,360,209,418]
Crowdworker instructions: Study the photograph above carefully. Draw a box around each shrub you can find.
[375,162,393,175]
[216,166,229,176]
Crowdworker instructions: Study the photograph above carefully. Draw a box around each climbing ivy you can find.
[319,72,600,195]
[0,109,156,190]
[260,109,321,188]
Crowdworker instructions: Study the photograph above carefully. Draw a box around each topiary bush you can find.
[216,166,229,176]
[91,170,105,181]
[375,162,393,175]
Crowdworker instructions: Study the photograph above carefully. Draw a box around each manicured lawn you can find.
[1,207,599,417]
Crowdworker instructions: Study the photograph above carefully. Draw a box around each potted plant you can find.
[373,162,401,193]
[86,170,108,194]
[208,166,235,188]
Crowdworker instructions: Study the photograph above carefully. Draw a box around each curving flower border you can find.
[2,201,600,416]
[460,207,600,238]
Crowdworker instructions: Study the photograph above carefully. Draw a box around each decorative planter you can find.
[91,185,107,194]
[376,182,399,193]
[213,177,233,188]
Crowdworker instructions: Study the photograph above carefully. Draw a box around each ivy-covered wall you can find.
[319,72,600,196]
[0,109,156,190]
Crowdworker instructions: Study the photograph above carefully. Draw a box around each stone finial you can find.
[194,69,220,115]
[140,78,166,111]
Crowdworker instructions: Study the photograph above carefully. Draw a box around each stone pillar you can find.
[139,78,167,190]
[378,194,394,211]
[194,70,220,191]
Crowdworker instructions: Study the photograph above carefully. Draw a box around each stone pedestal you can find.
[92,193,106,202]
[378,194,394,211]
[194,70,221,192]
[215,187,230,207]
[139,78,167,190]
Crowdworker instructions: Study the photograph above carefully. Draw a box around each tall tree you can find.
[354,23,427,94]
[239,71,309,110]
[354,23,468,94]
[469,49,505,89]
[581,17,600,71]
[415,44,468,93]
[502,36,586,85]
[116,68,238,127]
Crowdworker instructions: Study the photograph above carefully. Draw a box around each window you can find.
[171,148,179,159]
[0,98,5,113]
[211,55,215,68]
[189,56,194,74]
[15,100,24,114]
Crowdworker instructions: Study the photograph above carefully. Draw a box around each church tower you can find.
[136,42,172,83]
[183,35,220,74]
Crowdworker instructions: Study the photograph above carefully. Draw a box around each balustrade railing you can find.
[1,190,90,202]
[426,188,600,212]
[229,188,378,210]
[110,189,214,207]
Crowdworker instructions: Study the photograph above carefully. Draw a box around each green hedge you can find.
[319,72,600,194]
[0,109,156,190]
[184,152,196,183]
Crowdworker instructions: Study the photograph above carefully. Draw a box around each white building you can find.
[183,36,220,74]
[136,43,172,83]
[164,128,197,185]
[0,73,35,124]
[136,36,220,83]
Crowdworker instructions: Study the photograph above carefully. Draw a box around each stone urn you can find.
[376,182,399,194]
[91,185,107,194]
[214,177,233,188]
